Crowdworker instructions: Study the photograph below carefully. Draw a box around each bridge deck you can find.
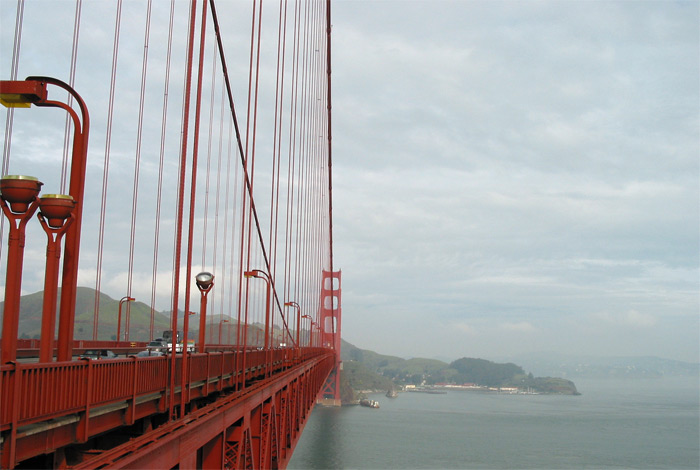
[1,1,338,467]
[1,347,334,468]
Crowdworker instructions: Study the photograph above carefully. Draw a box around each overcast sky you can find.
[329,0,699,363]
[1,0,698,364]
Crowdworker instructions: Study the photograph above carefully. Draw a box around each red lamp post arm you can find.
[25,76,90,362]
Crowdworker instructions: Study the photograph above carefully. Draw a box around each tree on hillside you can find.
[450,358,525,387]
[349,348,364,362]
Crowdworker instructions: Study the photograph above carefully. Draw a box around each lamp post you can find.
[311,321,318,347]
[37,194,75,362]
[301,314,313,347]
[195,271,214,353]
[0,77,90,362]
[284,301,301,347]
[124,297,138,342]
[244,269,272,376]
[284,301,301,360]
[117,296,135,343]
[218,318,229,345]
[0,175,42,363]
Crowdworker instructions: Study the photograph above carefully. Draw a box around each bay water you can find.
[288,377,699,469]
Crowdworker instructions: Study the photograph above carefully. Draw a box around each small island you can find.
[339,341,579,404]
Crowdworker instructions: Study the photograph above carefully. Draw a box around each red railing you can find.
[1,347,327,432]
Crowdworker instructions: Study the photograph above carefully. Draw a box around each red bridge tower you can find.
[317,270,342,406]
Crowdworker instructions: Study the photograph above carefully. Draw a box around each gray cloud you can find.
[331,0,699,362]
[0,0,696,363]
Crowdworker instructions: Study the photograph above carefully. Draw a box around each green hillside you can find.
[341,338,447,383]
[434,357,525,387]
[7,287,172,341]
[7,287,294,345]
[5,288,578,397]
[341,360,394,392]
[340,339,579,396]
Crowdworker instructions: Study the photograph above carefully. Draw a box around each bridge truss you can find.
[0,0,339,468]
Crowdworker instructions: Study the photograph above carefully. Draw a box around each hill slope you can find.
[341,339,579,396]
[7,288,578,396]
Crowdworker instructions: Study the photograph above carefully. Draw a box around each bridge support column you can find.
[198,432,223,469]
[318,270,342,406]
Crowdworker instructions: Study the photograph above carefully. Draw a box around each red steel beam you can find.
[1,348,331,468]
[70,353,334,469]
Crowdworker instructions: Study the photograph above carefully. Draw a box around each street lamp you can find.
[195,271,214,353]
[0,77,90,362]
[37,194,75,362]
[284,301,301,359]
[244,270,272,347]
[244,269,272,376]
[284,301,301,347]
[301,314,313,347]
[310,321,317,347]
[218,318,230,345]
[117,296,135,342]
[0,175,42,363]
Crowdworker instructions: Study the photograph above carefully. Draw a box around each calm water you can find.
[288,377,699,469]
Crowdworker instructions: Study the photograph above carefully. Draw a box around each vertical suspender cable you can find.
[207,0,258,378]
[200,41,218,346]
[0,0,25,258]
[180,0,209,416]
[60,0,83,194]
[2,0,25,174]
[268,0,288,286]
[241,0,263,366]
[126,0,153,337]
[243,0,264,336]
[203,53,220,344]
[223,117,238,344]
[236,0,261,370]
[93,0,123,340]
[284,0,301,308]
[211,85,226,343]
[201,44,217,271]
[150,0,176,341]
[169,0,198,422]
[210,0,312,348]
[291,0,305,326]
[213,85,227,332]
[313,0,324,327]
[271,0,295,338]
[296,0,311,327]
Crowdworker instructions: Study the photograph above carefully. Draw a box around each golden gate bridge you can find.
[0,0,340,467]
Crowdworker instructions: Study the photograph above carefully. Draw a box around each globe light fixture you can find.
[196,271,215,352]
[0,175,42,362]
